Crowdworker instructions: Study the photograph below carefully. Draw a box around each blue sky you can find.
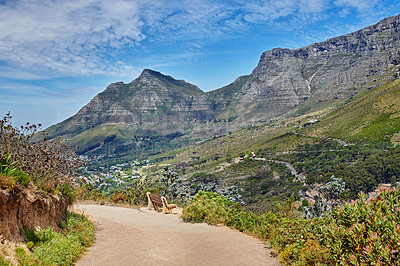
[1,0,400,128]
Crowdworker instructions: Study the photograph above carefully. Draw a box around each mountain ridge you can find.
[45,13,400,158]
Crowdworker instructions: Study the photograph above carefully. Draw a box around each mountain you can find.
[45,69,216,157]
[45,14,400,158]
[48,69,213,135]
[211,14,400,122]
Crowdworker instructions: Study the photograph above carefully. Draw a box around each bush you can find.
[26,242,34,250]
[0,113,84,201]
[13,170,30,186]
[183,188,400,264]
[17,212,94,265]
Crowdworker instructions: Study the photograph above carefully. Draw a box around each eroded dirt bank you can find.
[0,182,68,242]
[75,204,279,266]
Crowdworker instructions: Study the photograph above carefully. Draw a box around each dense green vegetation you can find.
[74,127,187,160]
[13,212,95,265]
[182,190,400,265]
[277,141,400,198]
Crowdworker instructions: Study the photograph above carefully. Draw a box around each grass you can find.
[353,114,400,142]
[14,212,95,266]
[67,124,123,152]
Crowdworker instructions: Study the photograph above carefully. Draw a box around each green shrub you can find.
[14,247,25,257]
[60,184,77,204]
[183,188,400,265]
[17,212,95,265]
[0,256,10,266]
[0,153,18,176]
[24,227,40,243]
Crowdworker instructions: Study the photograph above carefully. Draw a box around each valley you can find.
[77,75,400,212]
[44,14,400,163]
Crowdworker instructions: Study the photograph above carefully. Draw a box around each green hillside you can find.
[303,75,400,144]
[140,74,400,211]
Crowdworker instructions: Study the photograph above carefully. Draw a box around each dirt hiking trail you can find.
[74,204,279,266]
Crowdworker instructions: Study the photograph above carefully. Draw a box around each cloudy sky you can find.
[1,0,400,128]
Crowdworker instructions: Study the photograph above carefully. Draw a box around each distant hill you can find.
[45,14,400,159]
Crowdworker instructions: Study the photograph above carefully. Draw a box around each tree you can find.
[319,176,345,204]
[303,195,330,219]
[160,166,182,201]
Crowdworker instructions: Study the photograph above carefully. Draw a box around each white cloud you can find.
[333,0,380,11]
[0,80,45,94]
[0,0,393,79]
[0,65,44,80]
[298,0,329,13]
[0,0,144,76]
[242,0,331,24]
[0,0,238,77]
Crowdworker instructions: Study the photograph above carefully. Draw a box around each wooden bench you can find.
[146,192,177,214]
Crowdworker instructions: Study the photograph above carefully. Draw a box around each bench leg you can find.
[146,192,154,210]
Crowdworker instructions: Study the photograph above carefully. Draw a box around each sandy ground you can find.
[74,204,279,266]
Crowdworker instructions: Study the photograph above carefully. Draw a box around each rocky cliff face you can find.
[46,14,400,157]
[212,14,400,122]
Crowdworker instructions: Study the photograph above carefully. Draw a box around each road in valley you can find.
[74,204,278,266]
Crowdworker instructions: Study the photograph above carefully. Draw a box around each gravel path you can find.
[74,204,279,266]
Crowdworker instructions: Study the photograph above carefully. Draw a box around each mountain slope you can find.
[46,14,400,158]
[303,77,400,144]
[144,75,400,213]
[45,69,215,156]
[47,69,212,136]
[210,14,400,123]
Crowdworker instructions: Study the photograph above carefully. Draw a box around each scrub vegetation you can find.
[182,189,400,265]
[14,212,95,266]
[0,112,83,202]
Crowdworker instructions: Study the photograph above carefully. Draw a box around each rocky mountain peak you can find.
[138,68,162,80]
[258,14,400,63]
[45,14,400,157]
[136,68,204,96]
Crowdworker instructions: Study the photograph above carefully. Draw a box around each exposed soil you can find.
[0,182,69,264]
[0,182,68,242]
[74,204,279,266]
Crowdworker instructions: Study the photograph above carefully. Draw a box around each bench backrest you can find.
[147,192,163,210]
